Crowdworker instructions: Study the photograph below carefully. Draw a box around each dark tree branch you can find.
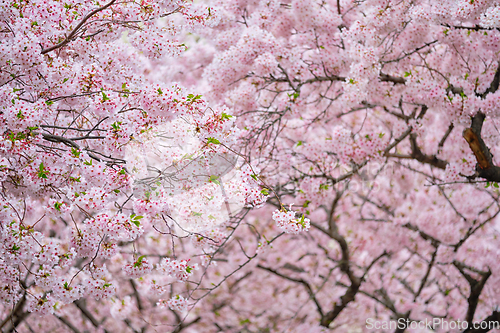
[414,245,438,300]
[172,316,202,333]
[319,197,361,327]
[380,73,406,84]
[463,113,500,182]
[40,132,126,165]
[256,264,324,319]
[453,260,492,325]
[130,279,143,311]
[463,311,500,333]
[0,294,29,332]
[40,124,107,132]
[74,299,109,332]
[481,63,500,98]
[403,223,443,246]
[41,0,117,55]
[409,132,448,170]
[438,123,454,152]
[462,64,500,181]
[442,23,498,32]
[56,315,82,333]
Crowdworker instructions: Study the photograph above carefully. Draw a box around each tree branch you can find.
[463,311,500,333]
[319,197,361,327]
[55,315,82,333]
[41,0,117,55]
[256,264,325,319]
[463,113,500,182]
[453,260,491,324]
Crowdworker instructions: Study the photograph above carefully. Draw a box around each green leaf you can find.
[111,121,122,131]
[221,112,233,120]
[209,175,220,185]
[186,93,202,101]
[261,188,269,196]
[38,163,48,179]
[71,148,80,158]
[130,214,143,226]
[494,183,499,188]
[206,137,220,145]
[134,255,146,266]
[70,176,81,183]
[157,88,163,95]
[101,92,110,102]
[404,71,411,77]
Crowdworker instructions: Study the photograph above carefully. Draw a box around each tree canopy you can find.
[2,0,500,332]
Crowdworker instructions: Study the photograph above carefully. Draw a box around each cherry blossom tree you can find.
[4,0,500,332]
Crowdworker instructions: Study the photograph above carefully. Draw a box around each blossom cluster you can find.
[272,209,311,234]
[158,258,199,282]
[158,295,189,312]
